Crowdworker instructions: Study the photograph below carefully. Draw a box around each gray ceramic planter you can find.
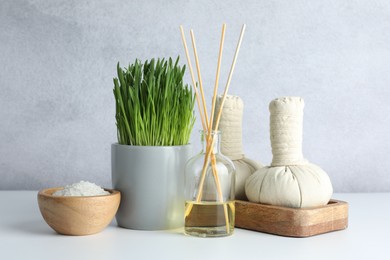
[111,143,192,230]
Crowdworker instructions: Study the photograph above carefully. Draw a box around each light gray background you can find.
[1,0,389,191]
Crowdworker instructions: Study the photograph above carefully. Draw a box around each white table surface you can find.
[0,192,388,259]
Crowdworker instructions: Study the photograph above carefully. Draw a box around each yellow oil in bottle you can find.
[184,200,235,237]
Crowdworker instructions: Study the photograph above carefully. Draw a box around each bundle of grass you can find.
[113,57,195,146]
[111,57,196,230]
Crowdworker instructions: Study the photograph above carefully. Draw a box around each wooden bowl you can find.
[37,187,121,236]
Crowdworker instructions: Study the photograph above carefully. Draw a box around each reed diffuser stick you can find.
[179,26,207,132]
[209,24,226,133]
[190,30,210,128]
[204,24,227,199]
[208,24,229,232]
[210,153,230,233]
[213,24,246,131]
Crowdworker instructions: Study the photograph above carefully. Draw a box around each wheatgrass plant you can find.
[113,57,195,146]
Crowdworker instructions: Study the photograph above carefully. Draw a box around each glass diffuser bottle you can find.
[184,130,236,237]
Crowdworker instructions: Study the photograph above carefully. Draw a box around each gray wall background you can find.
[1,0,389,192]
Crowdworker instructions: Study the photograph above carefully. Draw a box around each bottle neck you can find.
[201,130,221,154]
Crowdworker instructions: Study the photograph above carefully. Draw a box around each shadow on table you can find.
[10,220,57,236]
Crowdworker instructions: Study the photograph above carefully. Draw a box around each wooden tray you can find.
[235,199,348,237]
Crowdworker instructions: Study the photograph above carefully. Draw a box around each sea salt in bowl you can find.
[37,187,120,236]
